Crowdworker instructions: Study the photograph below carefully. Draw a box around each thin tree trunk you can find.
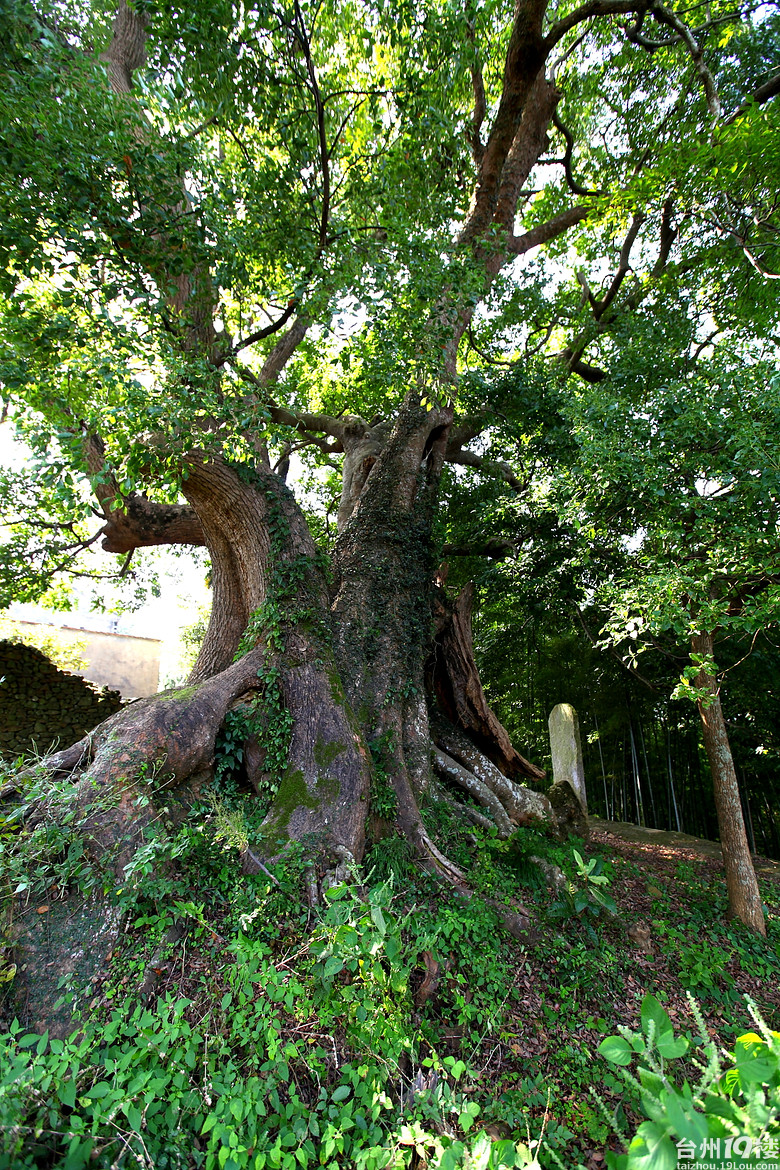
[666,722,682,832]
[692,631,766,935]
[593,712,610,819]
[638,719,657,828]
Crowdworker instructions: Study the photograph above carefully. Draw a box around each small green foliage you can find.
[212,677,292,809]
[368,732,399,819]
[0,763,103,906]
[206,791,250,854]
[212,706,250,798]
[365,834,414,883]
[547,848,617,938]
[0,872,550,1169]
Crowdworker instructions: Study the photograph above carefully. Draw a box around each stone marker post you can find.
[548,703,587,815]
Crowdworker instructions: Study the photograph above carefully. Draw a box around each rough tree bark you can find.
[692,632,766,935]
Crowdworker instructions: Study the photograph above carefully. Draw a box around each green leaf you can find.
[734,1033,779,1084]
[626,1122,677,1170]
[657,1034,688,1059]
[490,1138,518,1166]
[322,955,344,980]
[58,1082,77,1109]
[640,995,674,1045]
[84,1080,112,1099]
[658,1089,708,1146]
[123,1102,142,1131]
[599,1035,634,1066]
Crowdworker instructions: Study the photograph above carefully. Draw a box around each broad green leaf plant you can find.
[598,993,780,1169]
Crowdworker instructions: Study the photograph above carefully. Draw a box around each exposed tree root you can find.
[415,817,535,941]
[427,777,496,833]
[431,716,553,829]
[432,747,513,838]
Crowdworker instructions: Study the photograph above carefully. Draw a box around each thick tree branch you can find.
[545,0,650,50]
[258,317,312,383]
[99,497,206,554]
[231,360,347,444]
[650,4,721,118]
[446,414,491,449]
[99,0,148,94]
[493,76,562,237]
[592,212,645,317]
[652,197,678,275]
[624,10,676,50]
[459,0,550,246]
[724,71,780,124]
[84,428,205,553]
[569,357,609,382]
[507,204,589,255]
[443,447,523,491]
[441,538,517,559]
[748,70,780,108]
[231,303,298,356]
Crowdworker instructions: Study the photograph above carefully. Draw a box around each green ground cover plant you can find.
[1,759,779,1168]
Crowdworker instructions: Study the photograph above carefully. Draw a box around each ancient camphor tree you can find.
[1,0,778,921]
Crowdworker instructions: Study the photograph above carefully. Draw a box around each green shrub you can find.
[547,849,617,939]
[0,880,552,1169]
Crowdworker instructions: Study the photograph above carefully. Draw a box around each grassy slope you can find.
[1,784,779,1169]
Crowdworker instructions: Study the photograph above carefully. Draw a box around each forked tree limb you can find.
[545,0,651,50]
[649,4,721,119]
[551,110,600,196]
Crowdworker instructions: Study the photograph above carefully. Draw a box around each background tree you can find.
[529,356,780,933]
[1,0,778,931]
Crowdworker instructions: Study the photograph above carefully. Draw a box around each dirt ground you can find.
[588,817,780,881]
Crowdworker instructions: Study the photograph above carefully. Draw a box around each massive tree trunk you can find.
[691,631,766,935]
[38,0,571,879]
[23,407,557,889]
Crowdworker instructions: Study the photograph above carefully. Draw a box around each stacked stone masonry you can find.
[0,640,123,759]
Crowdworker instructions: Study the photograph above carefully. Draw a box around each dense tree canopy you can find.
[1,0,779,946]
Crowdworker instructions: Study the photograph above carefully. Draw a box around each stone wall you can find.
[0,641,123,760]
